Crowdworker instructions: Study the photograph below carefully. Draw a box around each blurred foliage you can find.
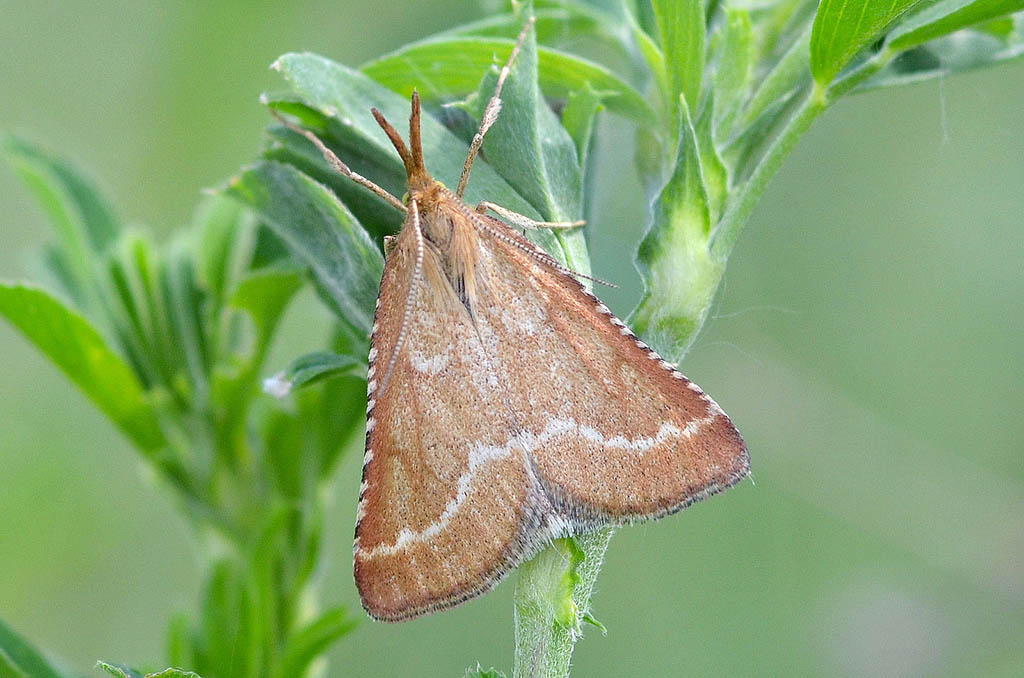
[1,1,1023,677]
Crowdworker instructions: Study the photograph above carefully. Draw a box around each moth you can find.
[278,20,749,622]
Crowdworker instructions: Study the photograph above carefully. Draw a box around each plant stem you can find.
[827,48,896,100]
[710,88,827,262]
[513,528,614,678]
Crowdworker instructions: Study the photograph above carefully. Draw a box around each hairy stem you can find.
[513,529,614,678]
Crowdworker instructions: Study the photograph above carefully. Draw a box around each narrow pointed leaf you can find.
[305,372,366,476]
[271,53,539,219]
[739,26,812,130]
[96,663,144,678]
[463,17,590,274]
[631,100,720,361]
[447,1,640,67]
[0,282,166,451]
[1,651,28,678]
[360,38,656,125]
[695,95,728,223]
[464,667,507,678]
[230,267,304,355]
[263,351,361,398]
[561,83,605,170]
[887,0,1024,51]
[811,0,925,85]
[468,29,583,222]
[277,607,356,678]
[223,162,383,334]
[652,0,706,112]
[194,196,252,313]
[2,134,120,257]
[858,24,1024,89]
[163,242,211,406]
[2,134,122,322]
[262,116,405,241]
[712,7,754,139]
[0,619,64,678]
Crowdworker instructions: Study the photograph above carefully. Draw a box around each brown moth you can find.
[279,20,749,622]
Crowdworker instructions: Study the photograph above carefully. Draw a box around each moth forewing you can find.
[357,193,547,621]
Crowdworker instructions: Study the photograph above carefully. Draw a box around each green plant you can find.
[2,1,1022,677]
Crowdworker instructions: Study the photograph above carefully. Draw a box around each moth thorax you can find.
[412,183,456,250]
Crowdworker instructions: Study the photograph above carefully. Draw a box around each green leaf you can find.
[887,0,1024,51]
[276,608,356,678]
[858,23,1024,89]
[263,351,361,398]
[223,162,383,335]
[360,38,656,125]
[229,266,304,359]
[163,241,211,407]
[467,28,583,223]
[652,0,706,112]
[631,98,721,361]
[712,7,754,140]
[270,52,540,220]
[262,409,307,499]
[96,663,144,678]
[749,0,807,65]
[0,282,166,451]
[262,113,405,242]
[97,664,201,678]
[561,83,605,172]
[695,94,729,223]
[2,134,120,274]
[811,0,925,85]
[972,15,1017,39]
[739,25,812,131]
[213,265,303,457]
[464,667,507,678]
[247,510,295,673]
[448,1,640,66]
[0,618,64,678]
[553,538,585,630]
[193,196,253,314]
[164,613,191,671]
[305,372,366,477]
[104,233,167,390]
[623,3,671,113]
[0,651,28,678]
[461,10,591,275]
[581,610,607,634]
[196,562,242,678]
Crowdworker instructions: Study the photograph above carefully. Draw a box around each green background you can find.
[1,1,1022,676]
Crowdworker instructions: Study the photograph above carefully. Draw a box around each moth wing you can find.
[469,215,749,525]
[354,222,548,621]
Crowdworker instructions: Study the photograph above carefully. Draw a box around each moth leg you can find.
[383,234,399,258]
[476,201,585,231]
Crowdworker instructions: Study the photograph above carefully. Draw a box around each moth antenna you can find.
[372,107,417,178]
[461,202,617,288]
[378,200,424,396]
[456,16,536,198]
[408,90,426,178]
[271,110,406,213]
